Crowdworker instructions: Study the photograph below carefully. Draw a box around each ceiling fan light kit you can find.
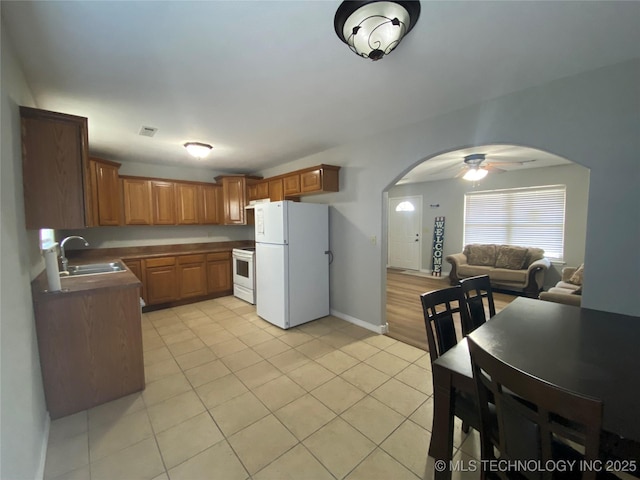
[334,0,421,61]
[462,167,489,181]
[184,142,213,159]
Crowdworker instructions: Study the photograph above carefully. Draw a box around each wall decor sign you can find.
[431,216,445,276]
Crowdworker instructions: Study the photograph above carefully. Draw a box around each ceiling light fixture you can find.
[462,167,489,181]
[184,142,213,159]
[334,0,421,61]
[462,153,488,181]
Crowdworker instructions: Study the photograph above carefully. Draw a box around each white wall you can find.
[388,163,590,287]
[260,59,640,327]
[61,159,254,249]
[1,24,49,480]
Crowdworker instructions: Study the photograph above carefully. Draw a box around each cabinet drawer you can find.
[206,252,230,261]
[145,256,176,268]
[178,254,205,265]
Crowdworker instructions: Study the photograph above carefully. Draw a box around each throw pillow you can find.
[495,246,528,270]
[467,244,497,266]
[569,264,585,285]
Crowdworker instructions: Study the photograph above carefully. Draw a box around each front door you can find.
[388,196,422,270]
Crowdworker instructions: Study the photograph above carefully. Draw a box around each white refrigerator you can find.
[254,201,330,329]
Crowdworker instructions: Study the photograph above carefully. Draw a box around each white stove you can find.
[232,247,256,304]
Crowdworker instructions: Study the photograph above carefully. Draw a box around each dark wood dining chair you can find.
[459,275,496,335]
[468,336,605,480]
[420,286,479,433]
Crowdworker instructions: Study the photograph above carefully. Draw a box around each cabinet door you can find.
[255,181,269,200]
[268,179,284,202]
[90,159,122,226]
[222,177,247,225]
[207,260,232,293]
[151,181,176,225]
[145,265,178,305]
[178,260,207,299]
[175,182,199,225]
[123,259,142,281]
[283,174,301,196]
[201,185,222,224]
[20,107,90,229]
[301,169,323,193]
[123,178,152,225]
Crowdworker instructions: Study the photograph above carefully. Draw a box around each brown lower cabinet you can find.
[137,251,232,306]
[207,252,232,294]
[33,285,144,419]
[178,254,207,298]
[145,257,179,304]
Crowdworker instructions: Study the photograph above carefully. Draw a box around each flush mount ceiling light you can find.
[184,142,213,159]
[334,0,421,61]
[462,154,489,181]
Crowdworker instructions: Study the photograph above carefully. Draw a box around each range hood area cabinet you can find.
[20,107,94,229]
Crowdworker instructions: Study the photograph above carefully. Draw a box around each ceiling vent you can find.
[138,126,158,137]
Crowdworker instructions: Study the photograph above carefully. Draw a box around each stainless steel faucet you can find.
[59,236,90,272]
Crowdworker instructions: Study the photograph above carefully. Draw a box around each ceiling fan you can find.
[454,153,536,181]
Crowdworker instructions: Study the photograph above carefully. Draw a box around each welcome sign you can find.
[431,216,445,276]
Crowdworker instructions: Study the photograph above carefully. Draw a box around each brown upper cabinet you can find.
[200,184,223,225]
[151,181,176,225]
[281,165,340,196]
[268,178,284,202]
[20,107,92,229]
[89,158,122,226]
[175,182,200,225]
[122,177,152,225]
[216,175,261,225]
[248,181,269,201]
[283,174,301,197]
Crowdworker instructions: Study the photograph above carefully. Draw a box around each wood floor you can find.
[385,269,517,351]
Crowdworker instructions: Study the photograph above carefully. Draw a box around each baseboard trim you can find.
[330,309,388,334]
[36,412,51,480]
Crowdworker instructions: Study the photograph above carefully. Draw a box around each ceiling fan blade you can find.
[454,167,469,178]
[426,162,463,176]
[485,159,537,166]
[484,164,505,173]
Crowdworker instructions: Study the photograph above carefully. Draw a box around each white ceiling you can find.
[2,1,639,174]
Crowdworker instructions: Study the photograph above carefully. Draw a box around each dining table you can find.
[430,296,640,480]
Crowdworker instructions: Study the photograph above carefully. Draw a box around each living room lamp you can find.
[334,0,421,61]
[184,142,213,159]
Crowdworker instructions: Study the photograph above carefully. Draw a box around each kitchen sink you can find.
[62,261,126,276]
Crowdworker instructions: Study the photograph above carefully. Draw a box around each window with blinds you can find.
[463,185,566,260]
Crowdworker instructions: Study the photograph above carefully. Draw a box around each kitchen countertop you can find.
[33,240,254,301]
[32,261,141,301]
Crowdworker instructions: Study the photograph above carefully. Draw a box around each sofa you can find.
[446,244,551,297]
[538,265,583,307]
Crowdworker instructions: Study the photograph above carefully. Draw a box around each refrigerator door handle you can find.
[324,250,333,264]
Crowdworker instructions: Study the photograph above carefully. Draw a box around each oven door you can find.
[233,252,254,290]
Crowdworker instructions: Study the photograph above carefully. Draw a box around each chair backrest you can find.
[467,337,603,480]
[420,286,470,364]
[459,275,496,335]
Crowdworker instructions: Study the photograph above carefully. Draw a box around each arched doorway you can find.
[383,144,590,349]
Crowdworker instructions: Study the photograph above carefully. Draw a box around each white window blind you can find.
[464,185,566,260]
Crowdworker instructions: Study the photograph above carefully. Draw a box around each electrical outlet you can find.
[370,236,377,246]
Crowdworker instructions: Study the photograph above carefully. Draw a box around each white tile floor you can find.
[43,296,480,480]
